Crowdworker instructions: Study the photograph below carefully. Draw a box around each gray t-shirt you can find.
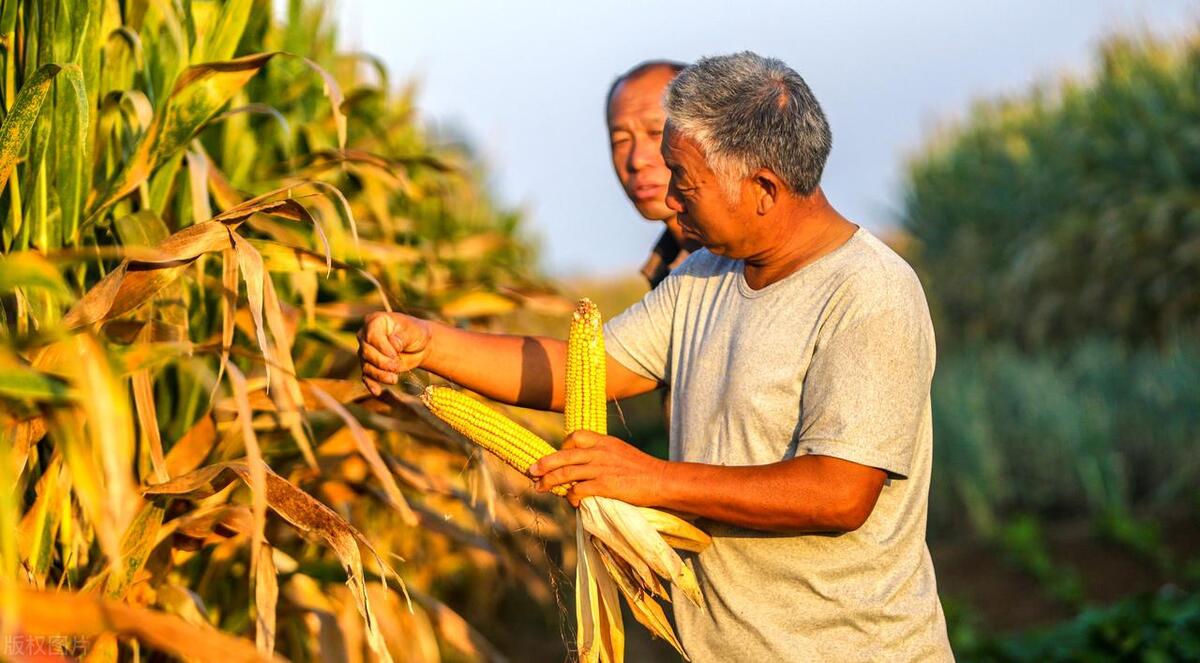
[604,228,953,662]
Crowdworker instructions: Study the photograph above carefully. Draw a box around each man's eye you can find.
[649,129,663,138]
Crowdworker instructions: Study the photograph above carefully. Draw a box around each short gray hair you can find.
[664,52,832,198]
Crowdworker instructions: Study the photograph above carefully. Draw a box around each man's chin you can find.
[633,201,673,221]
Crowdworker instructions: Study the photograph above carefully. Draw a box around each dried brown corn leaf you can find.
[255,542,278,658]
[164,413,217,477]
[6,585,278,663]
[144,461,398,663]
[221,360,269,581]
[408,587,509,663]
[309,382,417,526]
[440,292,516,319]
[592,541,687,659]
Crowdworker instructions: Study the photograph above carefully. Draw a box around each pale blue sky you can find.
[301,1,1196,277]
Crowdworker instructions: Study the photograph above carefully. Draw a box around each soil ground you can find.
[933,505,1200,633]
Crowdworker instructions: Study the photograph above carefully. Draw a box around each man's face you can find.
[661,124,754,257]
[607,67,677,221]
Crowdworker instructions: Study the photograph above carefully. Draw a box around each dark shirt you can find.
[639,229,702,289]
[636,227,701,458]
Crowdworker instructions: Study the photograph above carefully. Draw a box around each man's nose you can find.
[628,138,657,171]
[665,182,685,213]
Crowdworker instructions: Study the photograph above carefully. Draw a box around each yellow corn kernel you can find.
[422,385,567,496]
[565,298,607,436]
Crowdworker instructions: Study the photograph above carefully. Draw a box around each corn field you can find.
[898,26,1200,546]
[901,28,1200,350]
[0,0,575,660]
[927,339,1200,538]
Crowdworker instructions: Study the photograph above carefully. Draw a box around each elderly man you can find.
[358,52,953,661]
[605,59,703,288]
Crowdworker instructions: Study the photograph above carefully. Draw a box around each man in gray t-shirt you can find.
[602,230,951,660]
[358,52,953,661]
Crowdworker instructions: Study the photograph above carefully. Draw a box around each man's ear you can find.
[752,168,783,215]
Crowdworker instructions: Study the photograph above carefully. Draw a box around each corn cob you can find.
[527,299,701,662]
[422,385,568,496]
[565,298,607,436]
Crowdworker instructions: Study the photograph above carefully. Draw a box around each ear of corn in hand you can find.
[565,297,607,436]
[421,385,567,496]
[564,298,708,663]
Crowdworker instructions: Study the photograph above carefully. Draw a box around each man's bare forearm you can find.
[415,320,661,410]
[655,455,886,533]
[420,321,568,411]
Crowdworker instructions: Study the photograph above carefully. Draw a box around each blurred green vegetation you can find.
[928,339,1200,537]
[901,31,1200,351]
[898,25,1200,659]
[951,587,1200,663]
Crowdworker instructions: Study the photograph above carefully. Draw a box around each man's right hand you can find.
[356,312,433,397]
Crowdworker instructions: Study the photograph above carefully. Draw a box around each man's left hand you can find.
[529,430,668,508]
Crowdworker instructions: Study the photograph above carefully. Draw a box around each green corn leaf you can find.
[0,63,81,197]
[55,61,90,245]
[203,0,253,63]
[0,252,73,300]
[0,359,73,403]
[0,0,18,35]
[87,52,277,224]
[102,500,166,599]
[19,457,69,586]
[113,209,171,248]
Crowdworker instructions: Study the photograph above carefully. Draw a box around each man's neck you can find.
[741,193,857,291]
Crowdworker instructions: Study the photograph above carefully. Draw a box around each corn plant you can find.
[900,26,1200,570]
[0,0,569,660]
[927,340,1200,539]
[901,29,1200,350]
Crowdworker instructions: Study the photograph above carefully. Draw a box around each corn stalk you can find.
[0,0,568,660]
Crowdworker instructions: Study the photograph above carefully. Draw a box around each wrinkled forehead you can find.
[661,124,718,178]
[661,122,693,159]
